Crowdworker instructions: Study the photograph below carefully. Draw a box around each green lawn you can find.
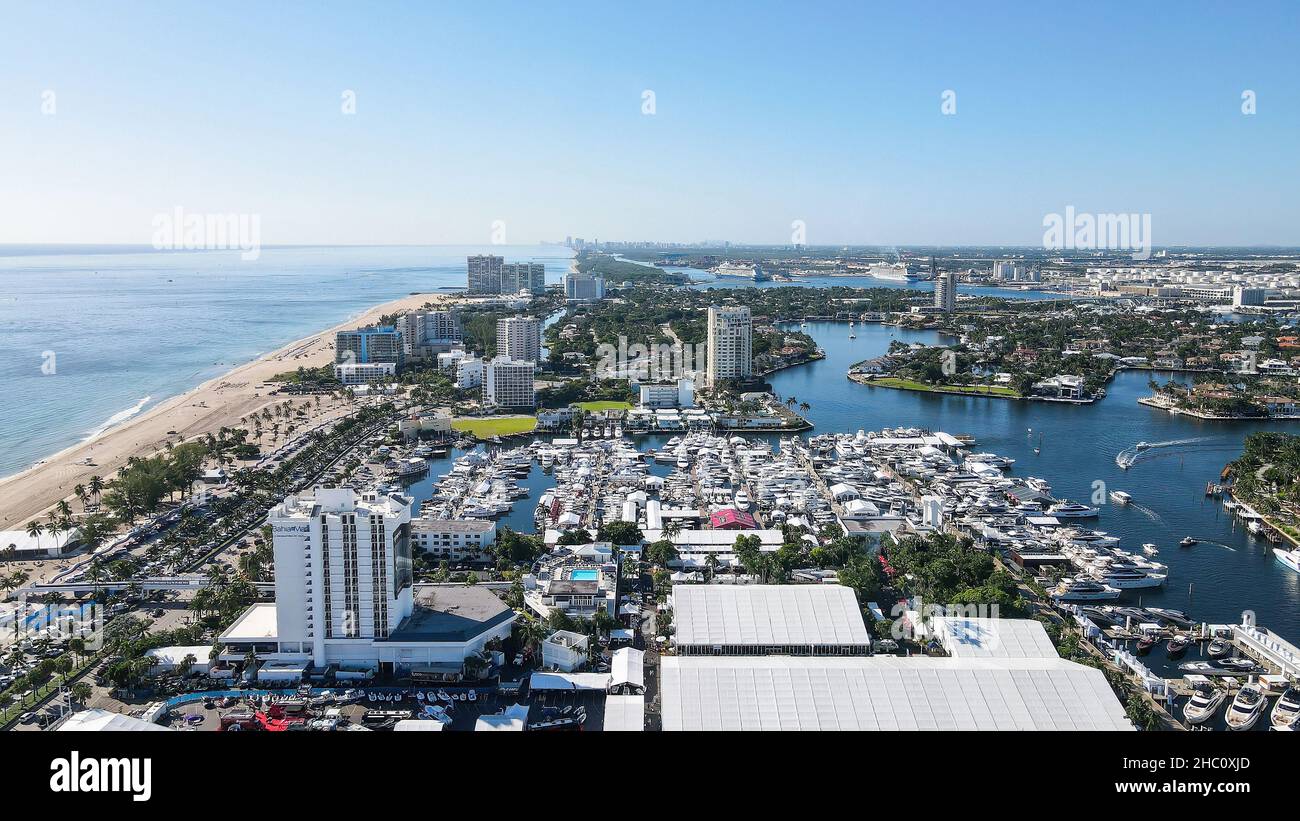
[868,377,1021,398]
[452,416,538,439]
[574,400,633,412]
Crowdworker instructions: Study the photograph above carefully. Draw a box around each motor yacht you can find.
[1050,578,1121,601]
[1270,685,1300,731]
[1048,501,1100,518]
[1182,683,1226,725]
[1225,684,1266,731]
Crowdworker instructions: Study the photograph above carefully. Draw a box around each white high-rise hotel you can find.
[268,488,414,666]
[706,306,752,387]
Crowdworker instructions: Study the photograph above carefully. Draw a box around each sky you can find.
[1,0,1298,247]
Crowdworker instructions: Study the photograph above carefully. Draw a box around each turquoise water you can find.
[0,244,573,477]
[569,569,599,581]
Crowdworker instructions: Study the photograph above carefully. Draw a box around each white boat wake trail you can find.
[85,395,152,441]
[1115,437,1217,469]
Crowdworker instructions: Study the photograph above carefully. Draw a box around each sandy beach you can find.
[0,292,452,529]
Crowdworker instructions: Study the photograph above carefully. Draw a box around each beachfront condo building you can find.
[564,271,606,302]
[503,262,547,295]
[483,357,536,408]
[467,254,505,293]
[706,306,752,387]
[336,326,405,367]
[334,361,398,386]
[496,315,541,363]
[395,310,462,356]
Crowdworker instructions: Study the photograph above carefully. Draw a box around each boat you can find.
[1093,568,1167,589]
[1270,685,1300,730]
[1135,441,1152,451]
[1135,635,1156,655]
[1217,657,1259,673]
[1048,501,1100,518]
[868,262,923,282]
[1050,578,1121,601]
[1274,547,1300,573]
[1142,543,1160,556]
[1108,490,1132,505]
[733,490,751,511]
[1207,638,1232,659]
[848,332,856,339]
[1183,682,1227,725]
[1225,684,1266,730]
[1179,536,1197,547]
[1166,635,1192,658]
[713,262,768,281]
[1145,608,1193,629]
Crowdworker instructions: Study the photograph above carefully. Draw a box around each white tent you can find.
[828,483,860,501]
[611,648,645,692]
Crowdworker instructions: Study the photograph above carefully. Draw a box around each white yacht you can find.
[1049,578,1121,601]
[1270,685,1300,731]
[968,453,1015,468]
[1225,684,1266,731]
[1142,543,1160,556]
[1182,683,1226,725]
[1274,547,1300,574]
[733,490,751,511]
[1092,568,1166,589]
[1048,501,1100,518]
[1108,490,1132,505]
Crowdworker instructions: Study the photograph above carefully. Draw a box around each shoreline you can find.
[0,291,450,527]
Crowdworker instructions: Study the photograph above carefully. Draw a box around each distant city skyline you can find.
[3,1,1299,247]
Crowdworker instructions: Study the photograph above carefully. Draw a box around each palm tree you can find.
[88,475,104,504]
[70,682,93,706]
[24,520,44,551]
[73,484,87,509]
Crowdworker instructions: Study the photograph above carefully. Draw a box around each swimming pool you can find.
[568,569,599,581]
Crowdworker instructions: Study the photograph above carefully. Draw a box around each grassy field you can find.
[574,400,633,412]
[867,377,1021,398]
[452,416,538,438]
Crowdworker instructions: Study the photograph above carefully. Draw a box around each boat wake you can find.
[85,395,152,441]
[1128,503,1164,525]
[1196,539,1237,552]
[1114,437,1230,469]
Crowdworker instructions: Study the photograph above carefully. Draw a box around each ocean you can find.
[0,244,574,478]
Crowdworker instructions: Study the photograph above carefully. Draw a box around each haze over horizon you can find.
[3,0,1299,247]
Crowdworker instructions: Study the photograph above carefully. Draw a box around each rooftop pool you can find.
[568,569,599,581]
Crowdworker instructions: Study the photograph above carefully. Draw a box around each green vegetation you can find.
[881,532,1028,617]
[865,376,1021,398]
[1227,432,1300,524]
[452,415,537,439]
[576,250,689,285]
[574,400,633,412]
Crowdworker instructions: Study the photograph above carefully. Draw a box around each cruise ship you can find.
[869,263,926,282]
[714,262,769,281]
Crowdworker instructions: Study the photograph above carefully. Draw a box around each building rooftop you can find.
[661,655,1132,731]
[55,709,171,732]
[932,616,1060,659]
[219,602,279,643]
[672,584,872,648]
[382,585,514,643]
[412,518,496,533]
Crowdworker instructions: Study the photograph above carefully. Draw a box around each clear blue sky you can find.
[2,1,1298,246]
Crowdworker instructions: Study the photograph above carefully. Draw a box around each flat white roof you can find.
[56,709,171,732]
[932,617,1060,659]
[219,602,279,642]
[0,528,79,552]
[529,672,612,691]
[672,584,871,648]
[603,695,645,732]
[661,655,1132,731]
